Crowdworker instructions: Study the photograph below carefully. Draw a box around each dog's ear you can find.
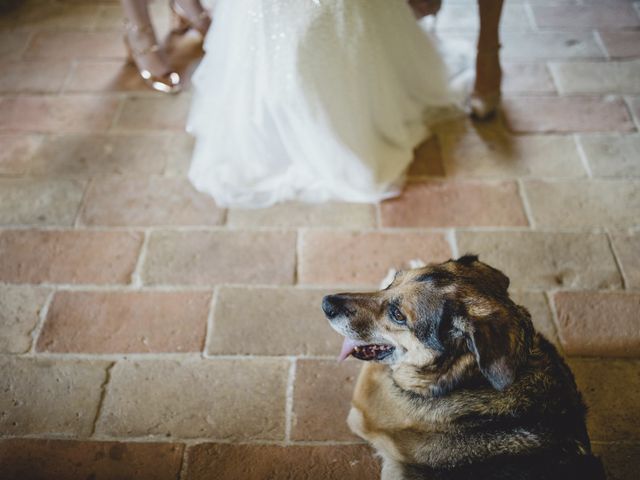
[460,305,533,391]
[456,255,510,294]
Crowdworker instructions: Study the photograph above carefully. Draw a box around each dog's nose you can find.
[322,295,346,319]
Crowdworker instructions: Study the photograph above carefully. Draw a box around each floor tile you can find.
[185,444,378,480]
[80,176,223,226]
[0,285,50,354]
[143,230,296,286]
[524,180,640,228]
[0,357,109,436]
[30,133,192,176]
[292,359,361,441]
[501,32,603,60]
[502,62,557,94]
[440,124,585,178]
[114,95,191,131]
[0,95,120,133]
[380,180,528,228]
[503,96,635,133]
[0,230,142,284]
[554,292,640,357]
[550,60,640,94]
[37,291,211,354]
[0,439,184,480]
[299,231,451,286]
[456,231,622,289]
[0,178,85,226]
[569,358,640,441]
[0,134,42,175]
[227,202,376,228]
[532,5,640,29]
[24,31,125,59]
[599,31,640,59]
[96,358,289,440]
[579,134,640,177]
[208,287,342,356]
[593,442,640,480]
[0,60,70,93]
[611,231,640,290]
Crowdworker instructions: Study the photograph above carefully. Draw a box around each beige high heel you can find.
[124,22,181,94]
[170,0,211,37]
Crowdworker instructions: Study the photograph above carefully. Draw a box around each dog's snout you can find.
[322,294,346,319]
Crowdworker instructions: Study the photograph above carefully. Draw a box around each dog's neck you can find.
[390,352,479,397]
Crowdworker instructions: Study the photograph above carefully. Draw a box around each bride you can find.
[187,0,460,208]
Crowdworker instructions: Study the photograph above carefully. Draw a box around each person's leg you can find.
[121,0,181,93]
[170,0,211,37]
[409,0,442,18]
[471,0,504,119]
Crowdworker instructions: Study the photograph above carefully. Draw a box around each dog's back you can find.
[403,451,606,480]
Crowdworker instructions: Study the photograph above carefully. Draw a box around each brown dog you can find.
[322,255,605,480]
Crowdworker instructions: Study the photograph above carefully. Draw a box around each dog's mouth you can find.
[339,337,395,362]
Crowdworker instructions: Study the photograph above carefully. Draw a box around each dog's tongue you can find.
[338,338,366,362]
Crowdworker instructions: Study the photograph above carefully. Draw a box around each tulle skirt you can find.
[187,0,460,208]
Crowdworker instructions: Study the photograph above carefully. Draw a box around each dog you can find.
[322,255,605,480]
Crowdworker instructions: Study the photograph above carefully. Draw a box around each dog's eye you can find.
[389,305,406,325]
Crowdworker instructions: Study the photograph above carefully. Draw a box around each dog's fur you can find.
[323,255,605,480]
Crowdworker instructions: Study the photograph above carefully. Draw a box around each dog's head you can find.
[322,255,534,392]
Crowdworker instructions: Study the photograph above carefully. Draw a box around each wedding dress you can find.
[187,0,460,208]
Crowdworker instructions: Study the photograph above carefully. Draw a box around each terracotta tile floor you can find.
[1,0,639,479]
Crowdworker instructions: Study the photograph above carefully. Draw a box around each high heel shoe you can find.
[469,91,501,120]
[470,47,502,120]
[170,0,211,37]
[124,21,181,94]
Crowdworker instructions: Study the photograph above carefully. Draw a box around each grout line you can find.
[606,229,628,290]
[284,357,297,444]
[108,96,127,132]
[546,60,563,95]
[295,229,305,286]
[27,290,55,355]
[544,291,565,357]
[516,179,536,229]
[623,95,640,132]
[90,361,116,437]
[202,287,218,355]
[178,443,190,480]
[17,30,36,61]
[522,2,538,32]
[446,229,459,258]
[1,224,615,234]
[0,280,625,295]
[72,178,92,228]
[292,230,300,286]
[374,202,382,228]
[592,30,610,61]
[573,134,593,178]
[58,58,78,95]
[12,352,339,362]
[130,229,151,288]
[0,432,367,447]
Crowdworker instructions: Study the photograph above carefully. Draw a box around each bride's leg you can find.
[470,0,504,119]
[170,0,212,37]
[121,0,181,93]
[408,0,442,19]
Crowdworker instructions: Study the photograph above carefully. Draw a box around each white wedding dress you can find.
[187,0,460,208]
